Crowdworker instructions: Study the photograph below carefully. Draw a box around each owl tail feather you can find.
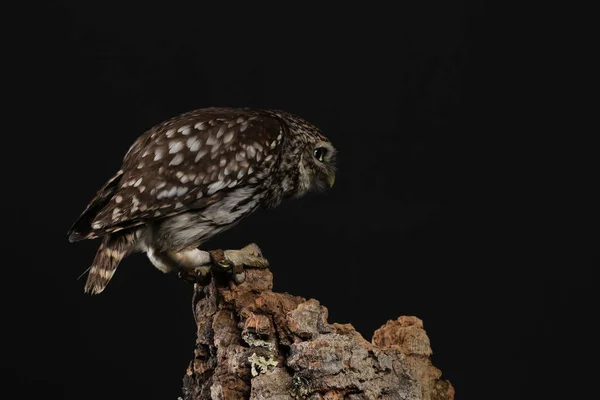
[84,232,135,295]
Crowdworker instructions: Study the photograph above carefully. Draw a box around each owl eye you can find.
[313,147,328,162]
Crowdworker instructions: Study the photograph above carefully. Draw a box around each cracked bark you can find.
[182,269,454,400]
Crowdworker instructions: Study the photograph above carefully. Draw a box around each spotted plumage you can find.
[68,107,336,294]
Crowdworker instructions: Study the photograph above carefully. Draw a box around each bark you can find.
[182,269,454,400]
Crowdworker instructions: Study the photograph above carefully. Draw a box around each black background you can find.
[3,2,595,400]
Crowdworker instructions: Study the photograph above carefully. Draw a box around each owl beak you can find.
[327,172,335,188]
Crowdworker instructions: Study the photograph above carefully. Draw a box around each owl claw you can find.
[217,258,234,270]
[204,244,269,285]
[178,267,211,285]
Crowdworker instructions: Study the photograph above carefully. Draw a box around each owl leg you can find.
[147,247,179,273]
[146,247,212,284]
[167,244,268,285]
[168,248,212,284]
[210,243,269,284]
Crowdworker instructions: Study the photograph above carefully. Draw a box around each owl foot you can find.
[209,243,269,284]
[177,266,211,286]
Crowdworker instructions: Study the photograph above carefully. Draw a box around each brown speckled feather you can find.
[69,108,284,241]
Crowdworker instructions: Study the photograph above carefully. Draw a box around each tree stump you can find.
[182,269,454,400]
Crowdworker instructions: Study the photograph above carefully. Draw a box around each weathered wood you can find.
[182,269,454,400]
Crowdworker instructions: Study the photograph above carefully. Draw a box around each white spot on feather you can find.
[115,195,123,203]
[194,122,207,130]
[154,148,165,161]
[104,248,117,257]
[216,125,226,138]
[207,181,226,195]
[223,130,234,143]
[206,135,217,145]
[177,125,191,135]
[169,153,184,166]
[133,178,143,187]
[187,136,200,149]
[176,187,188,196]
[169,140,184,154]
[195,149,208,162]
[246,146,256,158]
[165,129,176,138]
[190,140,201,152]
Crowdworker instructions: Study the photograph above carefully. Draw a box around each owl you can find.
[68,107,336,294]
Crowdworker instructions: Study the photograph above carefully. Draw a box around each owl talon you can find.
[177,270,196,284]
[217,259,234,270]
[209,249,233,270]
[202,245,268,284]
[177,267,210,285]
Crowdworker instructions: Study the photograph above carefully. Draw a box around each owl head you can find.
[295,137,337,198]
[260,109,337,203]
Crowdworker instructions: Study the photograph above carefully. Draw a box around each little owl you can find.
[68,107,336,294]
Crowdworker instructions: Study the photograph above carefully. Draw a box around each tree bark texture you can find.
[182,269,454,400]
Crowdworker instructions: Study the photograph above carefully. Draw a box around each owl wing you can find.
[68,108,285,242]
